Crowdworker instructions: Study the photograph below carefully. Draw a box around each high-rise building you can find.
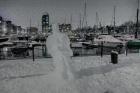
[16,26,22,34]
[59,24,72,33]
[0,16,3,24]
[0,16,3,35]
[27,27,38,36]
[42,13,49,34]
[6,20,12,35]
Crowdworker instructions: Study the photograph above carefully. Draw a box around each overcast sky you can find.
[0,0,138,30]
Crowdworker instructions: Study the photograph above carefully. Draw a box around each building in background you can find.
[0,16,3,35]
[27,27,38,36]
[2,21,7,36]
[42,13,50,35]
[0,19,15,36]
[15,26,22,35]
[6,20,13,35]
[0,16,3,24]
[59,24,72,33]
[0,16,23,36]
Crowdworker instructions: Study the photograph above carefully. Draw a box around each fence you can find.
[1,46,137,60]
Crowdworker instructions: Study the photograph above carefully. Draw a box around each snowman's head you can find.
[52,24,60,35]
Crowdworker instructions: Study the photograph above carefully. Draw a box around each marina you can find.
[0,0,140,93]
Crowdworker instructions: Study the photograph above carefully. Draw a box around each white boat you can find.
[82,41,98,49]
[71,42,83,48]
[94,35,123,48]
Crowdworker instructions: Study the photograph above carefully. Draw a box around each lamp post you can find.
[3,26,7,36]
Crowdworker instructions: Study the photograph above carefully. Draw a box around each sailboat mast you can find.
[135,0,139,38]
[113,6,116,34]
[64,15,67,24]
[79,13,82,29]
[96,12,99,28]
[70,14,73,30]
[95,12,99,33]
[82,0,87,28]
[28,17,32,35]
[70,14,72,25]
[85,0,87,27]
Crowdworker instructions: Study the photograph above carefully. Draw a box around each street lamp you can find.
[3,27,7,35]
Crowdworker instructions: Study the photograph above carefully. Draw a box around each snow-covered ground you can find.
[0,53,140,93]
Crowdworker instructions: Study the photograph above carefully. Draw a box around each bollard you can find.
[32,46,35,61]
[111,50,118,64]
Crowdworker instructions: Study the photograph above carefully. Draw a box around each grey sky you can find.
[0,0,137,30]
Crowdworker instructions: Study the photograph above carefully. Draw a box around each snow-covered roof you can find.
[122,35,135,41]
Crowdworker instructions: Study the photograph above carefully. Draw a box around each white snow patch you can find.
[0,53,140,92]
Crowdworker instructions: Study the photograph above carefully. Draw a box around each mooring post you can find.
[101,41,103,57]
[32,45,35,61]
[126,47,128,56]
[125,44,128,56]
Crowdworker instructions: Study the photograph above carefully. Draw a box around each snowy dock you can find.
[0,53,140,93]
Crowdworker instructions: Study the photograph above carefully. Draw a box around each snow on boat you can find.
[71,42,83,48]
[94,35,123,48]
[82,42,98,49]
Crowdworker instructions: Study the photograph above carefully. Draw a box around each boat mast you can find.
[29,17,32,37]
[96,12,99,33]
[113,6,116,34]
[85,0,87,27]
[70,14,73,30]
[82,0,87,28]
[135,0,139,38]
[70,14,72,25]
[79,13,82,29]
